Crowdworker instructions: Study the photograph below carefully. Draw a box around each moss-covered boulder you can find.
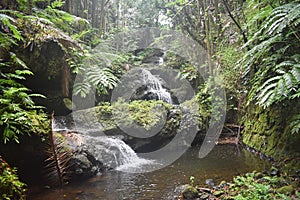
[70,99,202,151]
[182,185,199,200]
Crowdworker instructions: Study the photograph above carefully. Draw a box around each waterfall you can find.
[52,116,153,171]
[52,116,69,131]
[141,69,172,104]
[158,57,164,65]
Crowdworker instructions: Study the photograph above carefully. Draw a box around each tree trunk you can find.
[204,0,213,75]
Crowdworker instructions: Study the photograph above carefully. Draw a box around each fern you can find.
[255,55,300,107]
[73,67,119,98]
[0,13,22,41]
[0,12,49,143]
[289,114,300,134]
[34,4,90,36]
[242,1,300,108]
[45,114,71,186]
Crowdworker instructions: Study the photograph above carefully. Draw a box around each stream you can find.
[28,144,270,200]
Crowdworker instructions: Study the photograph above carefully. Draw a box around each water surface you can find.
[28,145,270,200]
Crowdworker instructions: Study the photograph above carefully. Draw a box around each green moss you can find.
[242,101,300,172]
[182,185,198,199]
[112,100,175,131]
[277,185,294,195]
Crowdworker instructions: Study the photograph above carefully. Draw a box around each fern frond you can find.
[0,13,22,40]
[264,2,300,35]
[44,114,71,187]
[73,66,119,98]
[256,56,300,107]
[289,114,300,134]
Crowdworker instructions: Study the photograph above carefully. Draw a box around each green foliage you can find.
[255,55,300,108]
[71,44,121,98]
[244,0,273,38]
[289,114,300,134]
[0,62,49,143]
[176,63,199,82]
[112,99,173,131]
[229,171,297,199]
[216,45,243,97]
[195,76,226,124]
[34,4,90,36]
[0,160,26,200]
[189,176,195,186]
[73,66,119,98]
[242,1,300,108]
[0,11,49,143]
[0,13,22,41]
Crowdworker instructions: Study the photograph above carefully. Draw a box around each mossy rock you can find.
[242,100,300,172]
[182,186,199,200]
[277,185,294,195]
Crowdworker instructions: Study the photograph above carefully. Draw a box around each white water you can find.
[158,57,164,65]
[141,69,172,104]
[52,116,153,172]
[52,116,69,131]
[83,135,153,171]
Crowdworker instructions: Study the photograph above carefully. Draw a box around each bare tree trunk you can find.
[61,61,70,98]
[91,0,97,28]
[204,0,213,75]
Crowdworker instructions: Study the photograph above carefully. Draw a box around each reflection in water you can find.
[28,145,270,200]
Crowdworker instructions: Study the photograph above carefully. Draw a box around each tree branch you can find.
[222,0,248,45]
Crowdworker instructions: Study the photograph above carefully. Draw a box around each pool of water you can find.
[28,145,270,200]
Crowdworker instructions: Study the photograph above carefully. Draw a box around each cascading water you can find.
[141,69,172,104]
[52,116,153,171]
[158,57,164,65]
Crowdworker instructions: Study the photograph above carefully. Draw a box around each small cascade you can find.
[52,116,69,131]
[83,136,152,171]
[52,115,153,171]
[141,69,172,104]
[158,57,164,65]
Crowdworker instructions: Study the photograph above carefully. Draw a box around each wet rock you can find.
[172,184,189,200]
[205,179,215,187]
[174,184,190,195]
[270,166,280,176]
[69,149,106,179]
[182,185,199,200]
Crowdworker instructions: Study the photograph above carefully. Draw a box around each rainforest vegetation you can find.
[0,0,299,199]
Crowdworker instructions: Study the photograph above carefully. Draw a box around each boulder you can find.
[182,185,199,200]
